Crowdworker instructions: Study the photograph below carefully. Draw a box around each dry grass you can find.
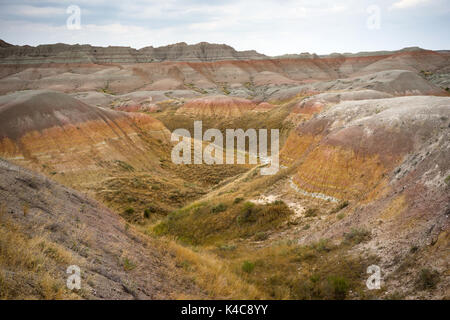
[157,232,379,300]
[165,239,265,299]
[212,238,380,300]
[0,205,79,300]
[53,148,251,225]
[148,170,380,300]
[153,199,293,245]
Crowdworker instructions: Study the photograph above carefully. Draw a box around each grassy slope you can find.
[146,161,383,299]
[0,205,79,299]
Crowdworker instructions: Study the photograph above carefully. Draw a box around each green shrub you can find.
[409,245,419,253]
[415,268,440,290]
[233,197,244,204]
[242,261,255,274]
[177,260,192,270]
[344,228,371,245]
[211,203,227,214]
[309,274,320,283]
[254,232,268,241]
[153,221,168,235]
[337,213,345,220]
[123,257,136,271]
[445,175,450,185]
[304,208,318,217]
[242,201,255,211]
[328,276,349,299]
[312,239,333,252]
[331,201,349,213]
[124,208,135,215]
[237,202,257,225]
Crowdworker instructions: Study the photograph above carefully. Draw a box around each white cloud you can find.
[6,5,66,17]
[390,0,433,10]
[0,0,449,55]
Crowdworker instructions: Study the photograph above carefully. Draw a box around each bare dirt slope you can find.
[0,158,201,299]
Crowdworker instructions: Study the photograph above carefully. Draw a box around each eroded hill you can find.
[0,159,203,299]
[0,90,249,223]
[0,42,449,300]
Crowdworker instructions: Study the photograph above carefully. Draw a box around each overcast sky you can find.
[0,0,449,56]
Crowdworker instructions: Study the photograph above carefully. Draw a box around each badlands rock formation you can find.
[0,41,448,97]
[282,96,450,201]
[280,96,449,298]
[0,40,449,300]
[0,90,170,173]
[285,89,393,124]
[0,41,267,64]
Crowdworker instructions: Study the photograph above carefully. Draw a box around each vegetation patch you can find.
[114,160,135,172]
[0,208,78,299]
[211,203,227,214]
[241,261,255,273]
[153,200,293,245]
[221,240,379,299]
[304,208,318,217]
[444,175,450,185]
[327,276,350,299]
[254,232,268,241]
[330,201,349,214]
[415,268,440,290]
[343,228,371,245]
[123,257,137,271]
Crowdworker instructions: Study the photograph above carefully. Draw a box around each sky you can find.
[0,0,449,56]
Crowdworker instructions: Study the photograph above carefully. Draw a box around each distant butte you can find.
[0,39,439,64]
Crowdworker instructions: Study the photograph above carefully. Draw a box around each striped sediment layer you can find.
[176,95,275,118]
[0,90,170,172]
[281,96,450,201]
[0,41,267,64]
[1,49,448,96]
